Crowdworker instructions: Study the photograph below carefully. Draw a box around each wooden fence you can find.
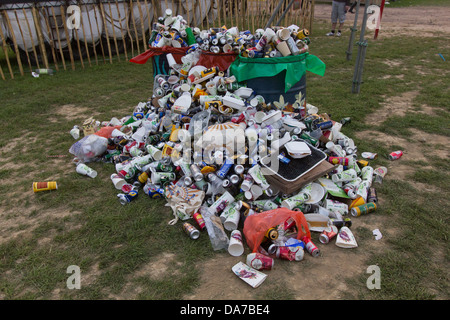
[0,0,315,80]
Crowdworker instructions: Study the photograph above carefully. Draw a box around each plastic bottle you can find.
[201,206,230,251]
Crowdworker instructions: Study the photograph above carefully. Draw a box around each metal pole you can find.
[346,0,361,61]
[275,0,297,26]
[265,0,286,29]
[354,39,367,93]
[352,0,370,93]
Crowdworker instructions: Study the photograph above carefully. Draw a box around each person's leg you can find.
[327,1,338,36]
[336,2,347,36]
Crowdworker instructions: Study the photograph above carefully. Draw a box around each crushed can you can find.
[118,190,138,205]
[388,150,403,160]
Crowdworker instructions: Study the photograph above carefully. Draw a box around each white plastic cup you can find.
[277,28,291,41]
[228,230,244,256]
[166,53,177,68]
[76,163,97,178]
[111,173,126,190]
[206,81,217,95]
[240,174,254,192]
[263,27,276,42]
[224,204,241,231]
[250,184,263,200]
[146,144,162,161]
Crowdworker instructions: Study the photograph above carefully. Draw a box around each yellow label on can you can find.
[204,100,222,110]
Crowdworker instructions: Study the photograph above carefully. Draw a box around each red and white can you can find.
[301,236,320,257]
[193,212,206,230]
[388,150,403,160]
[319,226,338,244]
[246,253,274,270]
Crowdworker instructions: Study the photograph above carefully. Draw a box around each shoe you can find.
[336,31,342,37]
[326,32,335,36]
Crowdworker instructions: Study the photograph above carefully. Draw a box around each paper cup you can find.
[276,40,291,56]
[277,28,291,41]
[111,173,126,190]
[146,144,162,161]
[206,81,217,95]
[228,230,244,256]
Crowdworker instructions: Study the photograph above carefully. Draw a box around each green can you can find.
[351,203,377,217]
[156,162,173,172]
[147,134,161,144]
[300,132,319,147]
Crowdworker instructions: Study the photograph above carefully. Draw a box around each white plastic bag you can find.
[69,134,108,163]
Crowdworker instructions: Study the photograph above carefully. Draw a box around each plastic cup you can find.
[224,204,241,231]
[277,28,291,41]
[228,230,244,256]
[111,173,126,190]
[206,81,217,95]
[166,53,177,68]
[263,27,276,42]
[146,144,162,161]
[76,163,97,178]
[240,174,254,192]
[250,184,263,200]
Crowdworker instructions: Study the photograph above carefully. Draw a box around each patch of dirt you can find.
[365,91,419,125]
[313,4,450,38]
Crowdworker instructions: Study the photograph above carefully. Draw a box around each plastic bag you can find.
[69,134,108,163]
[165,184,205,225]
[195,50,238,72]
[243,207,310,253]
[202,207,230,251]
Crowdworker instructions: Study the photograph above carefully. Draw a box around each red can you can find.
[193,212,206,230]
[284,217,296,231]
[388,150,403,160]
[301,236,320,257]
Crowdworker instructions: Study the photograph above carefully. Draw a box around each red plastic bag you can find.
[195,50,238,72]
[243,207,311,253]
[130,46,188,65]
[94,125,122,138]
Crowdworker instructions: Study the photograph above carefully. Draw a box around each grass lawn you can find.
[0,6,449,300]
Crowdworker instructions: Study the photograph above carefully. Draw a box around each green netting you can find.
[229,52,326,92]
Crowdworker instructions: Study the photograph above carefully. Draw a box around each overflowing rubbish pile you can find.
[66,13,390,288]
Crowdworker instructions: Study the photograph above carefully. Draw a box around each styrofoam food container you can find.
[285,141,311,159]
